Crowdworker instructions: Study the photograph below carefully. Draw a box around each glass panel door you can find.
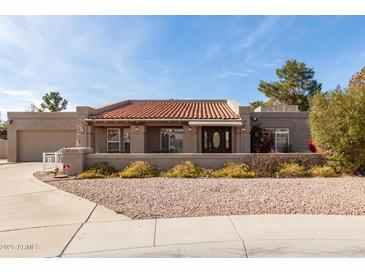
[202,127,231,153]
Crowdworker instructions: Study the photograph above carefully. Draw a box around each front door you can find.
[202,127,231,153]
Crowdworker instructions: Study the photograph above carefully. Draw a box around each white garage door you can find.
[17,130,76,162]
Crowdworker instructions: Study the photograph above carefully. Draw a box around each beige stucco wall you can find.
[183,125,198,153]
[130,125,146,153]
[94,127,107,153]
[0,139,7,159]
[85,152,324,171]
[7,112,77,162]
[145,126,162,153]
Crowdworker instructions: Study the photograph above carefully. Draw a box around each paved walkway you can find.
[1,163,365,258]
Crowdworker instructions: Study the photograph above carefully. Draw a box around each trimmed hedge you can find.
[77,162,116,179]
[161,161,207,178]
[212,162,256,178]
[119,161,158,178]
[309,165,338,177]
[277,163,308,178]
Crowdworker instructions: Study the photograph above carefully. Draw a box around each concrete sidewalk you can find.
[1,163,365,258]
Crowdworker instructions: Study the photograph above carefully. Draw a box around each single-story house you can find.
[7,99,311,165]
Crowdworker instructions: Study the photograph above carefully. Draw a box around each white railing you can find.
[42,148,64,172]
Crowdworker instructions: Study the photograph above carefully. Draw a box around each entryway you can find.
[202,127,231,153]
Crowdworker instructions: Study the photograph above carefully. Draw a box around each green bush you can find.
[212,162,256,178]
[162,161,206,178]
[77,162,116,179]
[309,87,365,173]
[119,161,158,178]
[278,162,308,178]
[309,165,338,177]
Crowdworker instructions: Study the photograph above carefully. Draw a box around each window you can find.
[160,128,183,153]
[264,128,289,153]
[225,130,230,149]
[275,128,289,153]
[107,128,120,152]
[203,131,208,149]
[123,128,130,153]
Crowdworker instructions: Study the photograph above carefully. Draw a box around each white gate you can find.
[42,148,64,171]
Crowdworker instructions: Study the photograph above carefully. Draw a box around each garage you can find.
[17,130,76,162]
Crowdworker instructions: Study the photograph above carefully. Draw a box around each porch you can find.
[86,121,250,154]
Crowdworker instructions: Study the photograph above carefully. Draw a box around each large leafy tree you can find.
[309,86,365,173]
[39,91,68,112]
[348,66,365,91]
[258,60,322,111]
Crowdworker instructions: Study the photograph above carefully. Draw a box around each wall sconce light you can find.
[134,126,139,132]
[187,126,193,131]
[241,127,246,132]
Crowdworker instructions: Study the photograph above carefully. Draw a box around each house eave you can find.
[84,118,242,123]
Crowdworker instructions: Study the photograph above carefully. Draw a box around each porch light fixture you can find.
[241,127,246,132]
[187,126,193,131]
[134,126,139,132]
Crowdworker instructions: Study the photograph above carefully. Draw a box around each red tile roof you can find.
[91,101,239,120]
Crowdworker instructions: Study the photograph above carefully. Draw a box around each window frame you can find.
[274,128,289,153]
[264,128,290,153]
[106,128,121,152]
[160,127,184,153]
[122,127,130,153]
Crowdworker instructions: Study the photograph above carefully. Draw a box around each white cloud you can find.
[0,89,35,97]
[217,68,248,78]
[0,16,173,113]
[202,44,226,63]
[242,16,281,48]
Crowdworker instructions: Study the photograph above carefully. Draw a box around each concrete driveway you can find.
[1,163,365,258]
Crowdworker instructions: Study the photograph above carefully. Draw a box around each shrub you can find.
[162,161,206,178]
[212,162,256,178]
[119,161,158,178]
[278,162,308,178]
[309,87,365,173]
[77,162,116,179]
[309,165,339,177]
[248,154,284,177]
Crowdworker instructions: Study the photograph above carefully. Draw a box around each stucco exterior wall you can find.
[130,125,146,153]
[251,112,310,152]
[85,152,324,171]
[93,127,107,153]
[183,125,198,153]
[0,139,7,159]
[7,112,78,162]
[145,126,162,153]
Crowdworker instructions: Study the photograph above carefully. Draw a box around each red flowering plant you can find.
[251,124,274,153]
[307,140,317,153]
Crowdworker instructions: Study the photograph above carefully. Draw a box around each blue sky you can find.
[1,16,365,118]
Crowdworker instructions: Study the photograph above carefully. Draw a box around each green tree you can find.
[39,91,68,112]
[309,87,365,173]
[258,59,322,111]
[348,66,365,91]
[249,100,265,111]
[0,114,7,138]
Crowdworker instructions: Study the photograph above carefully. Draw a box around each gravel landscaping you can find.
[34,172,365,219]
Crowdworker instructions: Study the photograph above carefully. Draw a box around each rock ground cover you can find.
[34,172,365,219]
